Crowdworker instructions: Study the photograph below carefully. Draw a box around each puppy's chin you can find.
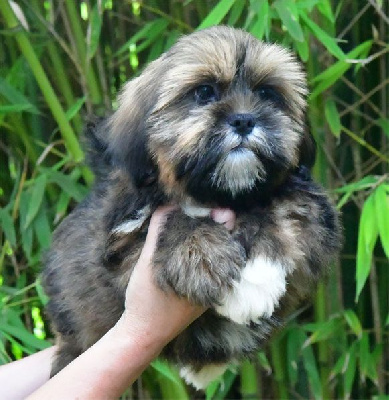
[211,148,265,197]
[181,149,289,209]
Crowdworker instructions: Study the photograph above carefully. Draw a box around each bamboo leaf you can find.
[333,175,379,194]
[33,206,52,250]
[344,343,357,398]
[343,310,362,339]
[274,0,304,42]
[377,117,389,137]
[295,36,310,62]
[24,174,47,229]
[150,358,181,385]
[115,19,169,56]
[86,4,102,61]
[310,40,373,100]
[302,338,322,399]
[300,11,344,59]
[303,318,341,345]
[227,0,245,26]
[46,170,88,202]
[317,0,335,23]
[65,96,86,121]
[0,104,36,114]
[0,208,16,247]
[0,323,50,350]
[374,184,389,258]
[325,99,341,137]
[249,0,269,40]
[356,194,379,301]
[0,77,40,114]
[197,0,236,29]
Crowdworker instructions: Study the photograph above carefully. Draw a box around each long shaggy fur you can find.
[42,26,341,388]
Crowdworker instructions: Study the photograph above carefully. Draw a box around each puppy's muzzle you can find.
[227,113,256,136]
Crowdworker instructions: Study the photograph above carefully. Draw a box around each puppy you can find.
[42,26,341,389]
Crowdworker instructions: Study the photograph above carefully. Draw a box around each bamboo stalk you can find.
[0,0,92,184]
[270,338,288,399]
[63,0,102,105]
[240,360,259,399]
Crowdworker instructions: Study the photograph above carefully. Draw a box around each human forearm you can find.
[26,318,166,400]
[0,346,56,400]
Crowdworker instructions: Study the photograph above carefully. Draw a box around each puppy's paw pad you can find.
[180,363,229,390]
[215,256,287,325]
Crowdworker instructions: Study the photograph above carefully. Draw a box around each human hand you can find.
[115,206,236,347]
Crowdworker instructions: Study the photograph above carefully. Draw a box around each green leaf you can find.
[35,278,50,306]
[300,11,344,59]
[257,350,272,374]
[377,118,389,137]
[317,0,335,23]
[0,77,40,114]
[325,99,341,137]
[34,206,52,250]
[46,170,88,202]
[0,208,16,247]
[249,0,269,40]
[344,342,357,398]
[356,194,379,301]
[274,0,304,42]
[374,184,389,258]
[0,104,37,114]
[333,175,378,194]
[295,36,309,62]
[24,174,47,229]
[150,358,180,385]
[302,336,322,399]
[87,4,103,60]
[227,0,246,26]
[286,328,302,385]
[65,96,86,121]
[343,310,362,338]
[303,318,341,346]
[197,0,236,29]
[310,40,372,99]
[0,323,51,351]
[115,19,169,56]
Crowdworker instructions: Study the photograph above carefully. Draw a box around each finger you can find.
[140,205,178,259]
[210,208,236,231]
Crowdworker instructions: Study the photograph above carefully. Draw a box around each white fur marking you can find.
[215,256,287,325]
[212,148,264,196]
[181,198,211,218]
[180,364,229,389]
[112,205,151,234]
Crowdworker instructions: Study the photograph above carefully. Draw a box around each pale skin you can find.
[0,207,235,400]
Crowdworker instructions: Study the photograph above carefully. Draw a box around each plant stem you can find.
[0,0,92,184]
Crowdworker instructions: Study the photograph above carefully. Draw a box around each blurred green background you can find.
[0,0,388,398]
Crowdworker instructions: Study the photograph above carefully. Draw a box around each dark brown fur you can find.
[42,27,341,385]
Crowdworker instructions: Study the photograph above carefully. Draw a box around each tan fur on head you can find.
[107,26,312,206]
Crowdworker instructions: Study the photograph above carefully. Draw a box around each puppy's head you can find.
[108,26,313,207]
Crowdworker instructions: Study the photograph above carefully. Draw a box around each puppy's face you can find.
[108,27,312,207]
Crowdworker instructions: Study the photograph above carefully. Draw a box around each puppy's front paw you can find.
[215,256,287,325]
[153,215,245,306]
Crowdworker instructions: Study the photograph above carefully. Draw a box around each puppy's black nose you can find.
[227,113,256,136]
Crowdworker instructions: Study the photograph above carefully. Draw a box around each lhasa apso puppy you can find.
[43,26,341,389]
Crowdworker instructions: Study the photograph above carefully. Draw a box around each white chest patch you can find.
[112,205,151,234]
[180,363,229,390]
[215,255,287,325]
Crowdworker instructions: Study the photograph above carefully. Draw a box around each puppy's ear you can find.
[107,66,162,187]
[298,129,316,170]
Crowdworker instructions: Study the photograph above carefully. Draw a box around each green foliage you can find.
[0,0,388,398]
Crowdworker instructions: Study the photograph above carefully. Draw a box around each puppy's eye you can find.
[256,85,283,106]
[194,85,218,105]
